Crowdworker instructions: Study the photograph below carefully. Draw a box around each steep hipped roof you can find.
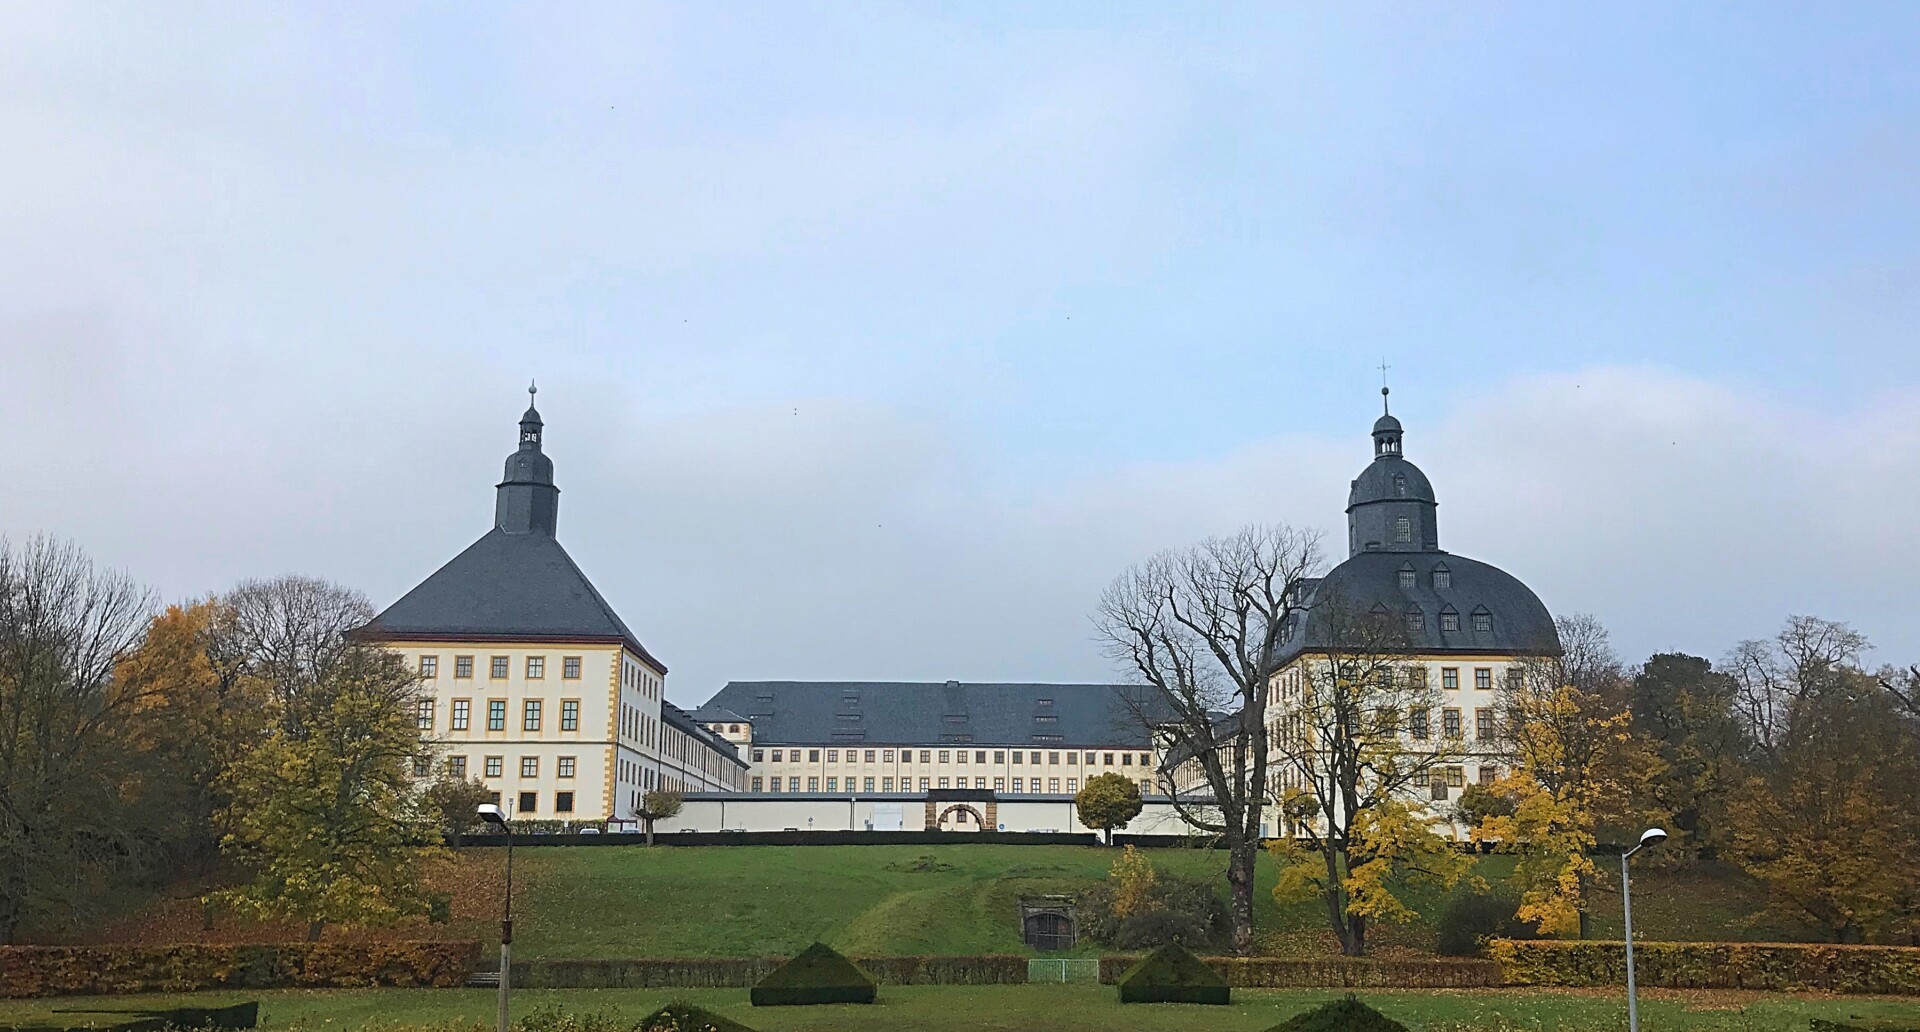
[699,681,1164,747]
[1275,550,1561,662]
[662,700,746,768]
[355,528,666,672]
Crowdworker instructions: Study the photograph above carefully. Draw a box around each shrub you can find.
[748,942,876,1006]
[1434,883,1535,956]
[1489,939,1920,994]
[1082,872,1230,951]
[1099,955,1499,988]
[1115,943,1230,1005]
[514,958,782,989]
[0,942,479,999]
[637,1002,757,1032]
[1265,995,1408,1032]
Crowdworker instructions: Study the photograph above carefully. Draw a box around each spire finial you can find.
[529,379,538,399]
[1379,359,1391,414]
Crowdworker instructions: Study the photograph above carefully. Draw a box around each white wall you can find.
[653,796,1199,835]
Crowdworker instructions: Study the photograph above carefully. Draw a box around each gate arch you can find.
[935,803,987,831]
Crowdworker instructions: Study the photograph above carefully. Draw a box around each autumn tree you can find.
[213,575,375,736]
[1266,597,1470,955]
[216,641,443,940]
[1075,772,1144,845]
[424,777,496,847]
[638,789,684,846]
[1095,524,1321,953]
[1628,653,1746,857]
[0,537,156,942]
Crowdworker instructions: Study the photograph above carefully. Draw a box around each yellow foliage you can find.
[1108,844,1158,919]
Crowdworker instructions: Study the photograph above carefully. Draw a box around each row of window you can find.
[1411,667,1504,690]
[1396,566,1453,591]
[419,655,584,680]
[1403,609,1493,633]
[491,789,575,815]
[1406,706,1499,741]
[752,748,1151,766]
[416,698,581,732]
[748,775,1155,795]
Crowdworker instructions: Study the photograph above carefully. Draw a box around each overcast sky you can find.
[4,4,1918,703]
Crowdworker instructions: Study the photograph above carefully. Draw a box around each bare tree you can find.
[1271,595,1466,956]
[1726,616,1870,761]
[1095,523,1321,954]
[0,536,156,942]
[214,575,375,734]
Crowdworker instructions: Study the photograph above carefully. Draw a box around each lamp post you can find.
[477,803,513,1032]
[1621,826,1667,1032]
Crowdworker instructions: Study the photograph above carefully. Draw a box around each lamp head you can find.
[477,803,506,827]
[1639,827,1668,849]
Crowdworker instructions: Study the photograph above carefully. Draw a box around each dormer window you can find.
[1405,607,1424,633]
[1398,564,1416,591]
[1432,564,1452,591]
[1472,607,1493,633]
[1394,474,1407,498]
[1394,517,1412,543]
[1440,607,1460,632]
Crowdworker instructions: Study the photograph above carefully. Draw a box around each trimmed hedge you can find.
[1116,944,1230,1005]
[514,954,1025,988]
[1490,940,1920,995]
[1266,995,1409,1032]
[0,942,479,999]
[749,943,876,1006]
[1098,955,1499,988]
[637,1003,757,1032]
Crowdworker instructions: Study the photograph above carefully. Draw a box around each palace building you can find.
[353,390,747,822]
[1265,389,1561,811]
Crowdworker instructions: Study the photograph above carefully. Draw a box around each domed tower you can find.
[1346,387,1437,555]
[495,383,559,536]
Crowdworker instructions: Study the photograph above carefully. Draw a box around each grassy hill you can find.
[73,843,1793,958]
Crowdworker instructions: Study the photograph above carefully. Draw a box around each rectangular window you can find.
[1434,569,1452,590]
[881,777,893,791]
[455,655,474,679]
[1049,778,1060,792]
[1474,668,1493,690]
[1104,753,1115,765]
[1067,778,1078,792]
[451,699,470,731]
[518,791,537,814]
[1050,752,1061,765]
[1122,753,1133,766]
[521,756,539,777]
[419,655,438,678]
[1441,611,1461,632]
[788,777,799,791]
[882,750,894,762]
[1406,610,1424,633]
[866,750,876,762]
[1476,709,1495,740]
[992,751,1005,763]
[416,699,435,730]
[994,777,1006,790]
[526,656,545,679]
[562,656,581,679]
[1406,666,1428,689]
[1409,707,1430,740]
[1141,778,1153,795]
[938,750,950,763]
[523,700,542,732]
[490,656,509,679]
[485,755,503,777]
[555,791,574,813]
[920,750,931,763]
[1084,752,1096,764]
[827,749,838,763]
[1441,667,1459,690]
[826,777,838,791]
[1012,778,1023,792]
[1067,753,1077,765]
[808,749,820,762]
[972,750,984,763]
[771,750,782,762]
[956,750,968,764]
[938,777,950,788]
[1399,569,1416,591]
[751,777,764,791]
[1478,765,1499,785]
[1138,753,1151,766]
[448,755,467,778]
[560,700,579,731]
[558,756,575,778]
[1447,766,1466,788]
[807,777,819,791]
[412,755,431,777]
[1443,708,1462,738]
[487,700,506,731]
[919,777,930,790]
[1473,611,1492,633]
[753,749,765,762]
[864,777,875,792]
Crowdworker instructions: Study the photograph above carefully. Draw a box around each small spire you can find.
[529,379,538,400]
[1379,358,1391,414]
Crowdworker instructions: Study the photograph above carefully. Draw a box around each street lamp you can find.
[477,803,513,1032]
[1621,826,1667,1032]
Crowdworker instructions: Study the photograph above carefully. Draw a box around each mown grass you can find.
[2,986,1915,1032]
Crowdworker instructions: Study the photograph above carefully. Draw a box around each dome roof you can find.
[1373,412,1402,435]
[1277,551,1561,661]
[1348,455,1434,509]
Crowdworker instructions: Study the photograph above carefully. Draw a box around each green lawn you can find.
[493,843,1783,959]
[3,986,1916,1032]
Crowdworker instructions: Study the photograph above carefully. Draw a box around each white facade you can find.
[653,795,1198,835]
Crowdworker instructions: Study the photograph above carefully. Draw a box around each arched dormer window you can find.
[1439,605,1460,632]
[1394,474,1407,498]
[1432,563,1452,591]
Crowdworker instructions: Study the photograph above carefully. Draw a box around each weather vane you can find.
[1379,359,1391,412]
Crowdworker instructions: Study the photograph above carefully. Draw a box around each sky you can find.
[3,3,1918,704]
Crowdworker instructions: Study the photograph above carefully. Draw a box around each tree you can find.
[1095,524,1321,954]
[215,643,443,940]
[1267,596,1470,955]
[1726,667,1920,943]
[0,536,156,943]
[214,576,375,736]
[1725,615,1869,762]
[1628,653,1746,856]
[638,789,684,846]
[424,777,495,847]
[1075,773,1144,845]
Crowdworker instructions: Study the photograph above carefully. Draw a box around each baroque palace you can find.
[362,386,1556,833]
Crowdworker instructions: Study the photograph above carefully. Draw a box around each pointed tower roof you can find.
[353,388,664,671]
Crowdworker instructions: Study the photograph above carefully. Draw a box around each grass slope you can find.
[2,987,1915,1032]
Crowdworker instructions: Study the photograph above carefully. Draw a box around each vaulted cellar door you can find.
[1023,912,1074,952]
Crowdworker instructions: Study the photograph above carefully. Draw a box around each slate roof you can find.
[1276,550,1561,662]
[353,527,666,671]
[662,700,747,768]
[698,681,1166,747]
[691,704,748,725]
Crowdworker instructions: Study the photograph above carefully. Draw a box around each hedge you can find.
[749,943,876,1007]
[1490,940,1920,995]
[1115,944,1230,1005]
[0,942,480,999]
[514,954,1026,988]
[1098,955,1500,988]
